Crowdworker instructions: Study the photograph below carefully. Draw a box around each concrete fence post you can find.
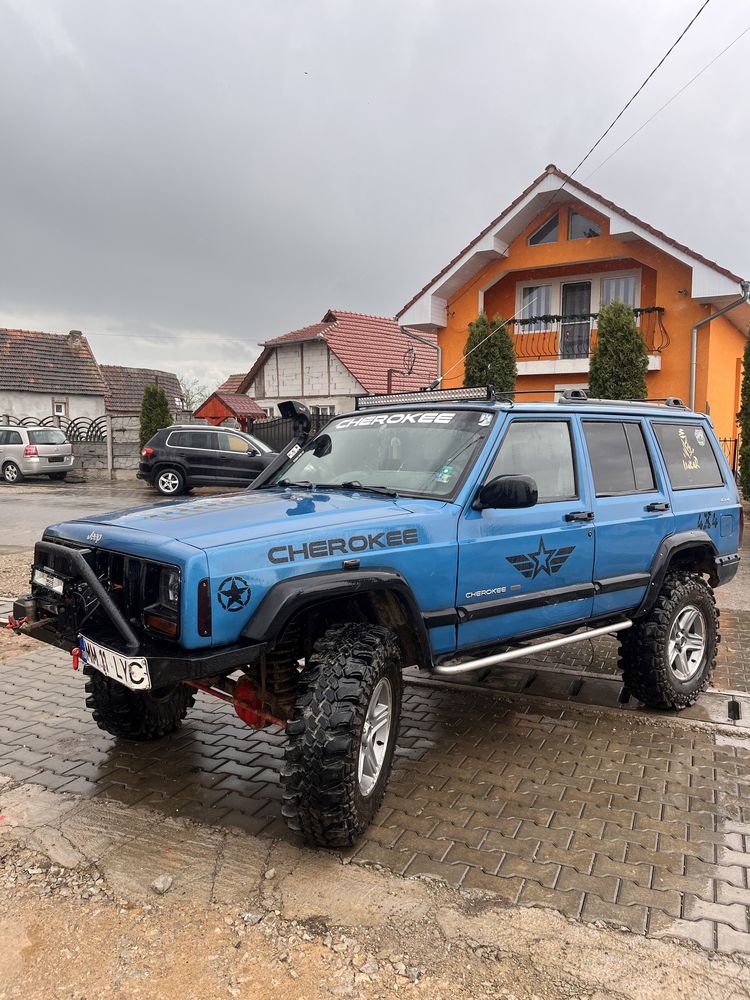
[105,415,114,480]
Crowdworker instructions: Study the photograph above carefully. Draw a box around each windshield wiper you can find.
[274,479,314,489]
[337,481,398,498]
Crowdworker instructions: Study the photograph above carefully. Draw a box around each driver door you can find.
[457,417,596,649]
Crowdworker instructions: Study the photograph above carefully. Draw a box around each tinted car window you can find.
[583,421,655,496]
[28,429,67,445]
[652,422,724,490]
[169,430,216,450]
[488,420,576,501]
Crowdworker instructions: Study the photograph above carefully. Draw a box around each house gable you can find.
[398,166,746,331]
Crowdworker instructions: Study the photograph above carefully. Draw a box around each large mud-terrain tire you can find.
[83,665,195,740]
[282,623,402,847]
[619,571,719,710]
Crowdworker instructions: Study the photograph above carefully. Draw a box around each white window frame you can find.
[515,269,641,321]
[52,399,68,417]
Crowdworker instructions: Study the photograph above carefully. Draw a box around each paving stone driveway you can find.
[3,633,750,957]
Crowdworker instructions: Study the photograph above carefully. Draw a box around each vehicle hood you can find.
[44,487,433,551]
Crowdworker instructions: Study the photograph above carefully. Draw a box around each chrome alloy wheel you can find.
[357,677,393,797]
[668,604,706,682]
[158,471,181,494]
[3,463,19,483]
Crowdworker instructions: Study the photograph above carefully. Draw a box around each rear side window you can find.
[488,420,576,502]
[583,421,655,496]
[652,422,724,490]
[7,431,22,445]
[28,429,66,445]
[169,430,216,450]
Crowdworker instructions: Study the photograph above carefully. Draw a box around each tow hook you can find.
[4,615,28,631]
[70,646,81,670]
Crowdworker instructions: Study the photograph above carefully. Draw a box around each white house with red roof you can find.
[238,309,437,416]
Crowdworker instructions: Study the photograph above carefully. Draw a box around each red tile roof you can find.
[215,372,245,393]
[195,392,268,420]
[100,365,183,412]
[0,328,107,396]
[240,311,438,396]
[397,166,745,319]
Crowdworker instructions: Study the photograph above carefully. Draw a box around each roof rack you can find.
[355,385,495,409]
[557,392,688,409]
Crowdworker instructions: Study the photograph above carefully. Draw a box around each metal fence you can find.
[249,413,330,452]
[719,437,739,474]
[0,414,109,442]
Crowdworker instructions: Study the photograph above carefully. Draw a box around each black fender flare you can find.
[241,568,433,667]
[636,530,718,617]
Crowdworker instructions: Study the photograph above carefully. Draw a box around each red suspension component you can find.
[185,677,285,729]
[71,647,81,670]
[4,615,28,630]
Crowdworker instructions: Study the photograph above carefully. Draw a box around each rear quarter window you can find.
[651,422,724,490]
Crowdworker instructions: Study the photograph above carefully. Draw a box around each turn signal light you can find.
[740,507,744,548]
[145,613,178,637]
[23,445,38,457]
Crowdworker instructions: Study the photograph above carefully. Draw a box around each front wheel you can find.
[154,467,185,496]
[282,623,402,847]
[2,462,23,484]
[84,666,195,739]
[619,571,718,709]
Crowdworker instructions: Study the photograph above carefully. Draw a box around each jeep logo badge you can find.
[86,531,103,544]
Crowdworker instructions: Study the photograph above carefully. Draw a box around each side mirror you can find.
[473,474,538,511]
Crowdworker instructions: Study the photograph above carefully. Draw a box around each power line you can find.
[541,0,712,207]
[585,21,750,181]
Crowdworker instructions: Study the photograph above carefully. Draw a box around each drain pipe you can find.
[401,326,442,391]
[689,281,750,410]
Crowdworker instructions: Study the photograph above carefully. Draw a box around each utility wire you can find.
[585,21,750,181]
[540,0,712,207]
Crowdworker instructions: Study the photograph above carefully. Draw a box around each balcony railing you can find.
[506,306,669,361]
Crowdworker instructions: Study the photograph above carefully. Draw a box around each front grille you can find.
[36,540,180,641]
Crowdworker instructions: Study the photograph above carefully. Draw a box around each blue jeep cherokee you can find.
[14,388,741,846]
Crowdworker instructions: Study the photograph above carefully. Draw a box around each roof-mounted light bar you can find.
[355,386,494,410]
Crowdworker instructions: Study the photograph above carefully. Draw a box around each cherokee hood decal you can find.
[268,528,419,564]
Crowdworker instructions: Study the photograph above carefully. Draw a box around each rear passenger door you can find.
[581,418,675,617]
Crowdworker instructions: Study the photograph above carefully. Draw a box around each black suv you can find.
[138,425,277,495]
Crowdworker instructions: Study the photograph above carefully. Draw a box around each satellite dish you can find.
[403,345,416,376]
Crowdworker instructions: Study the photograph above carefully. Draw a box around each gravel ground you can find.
[0,549,32,600]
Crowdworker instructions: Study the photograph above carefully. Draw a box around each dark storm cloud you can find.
[1,0,748,386]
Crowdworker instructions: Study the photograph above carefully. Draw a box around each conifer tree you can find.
[463,312,517,393]
[139,384,172,448]
[737,334,750,497]
[588,301,648,400]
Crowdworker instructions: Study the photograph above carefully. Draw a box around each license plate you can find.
[33,568,65,594]
[48,456,64,463]
[79,636,152,691]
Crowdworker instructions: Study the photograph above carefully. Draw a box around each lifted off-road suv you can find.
[13,388,741,846]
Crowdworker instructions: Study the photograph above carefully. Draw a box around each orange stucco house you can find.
[397,165,749,450]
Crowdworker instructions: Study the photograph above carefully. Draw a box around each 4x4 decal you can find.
[697,511,719,531]
[506,537,575,580]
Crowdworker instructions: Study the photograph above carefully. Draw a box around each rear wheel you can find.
[155,467,185,496]
[619,571,718,709]
[282,623,402,847]
[2,462,23,484]
[83,665,195,740]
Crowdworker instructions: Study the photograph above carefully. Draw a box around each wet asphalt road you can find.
[0,479,226,550]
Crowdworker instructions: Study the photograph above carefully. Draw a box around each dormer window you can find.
[528,213,559,246]
[568,211,601,240]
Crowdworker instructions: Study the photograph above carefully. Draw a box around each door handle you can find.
[565,511,594,522]
[646,502,670,512]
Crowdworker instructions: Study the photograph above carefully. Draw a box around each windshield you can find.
[267,408,494,498]
[28,429,67,445]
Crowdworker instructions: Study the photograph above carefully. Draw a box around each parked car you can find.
[14,389,741,848]
[0,426,74,483]
[137,425,277,495]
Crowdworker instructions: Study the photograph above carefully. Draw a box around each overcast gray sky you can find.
[1,0,748,389]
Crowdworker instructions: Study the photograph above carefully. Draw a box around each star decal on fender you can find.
[506,537,575,580]
[217,575,252,612]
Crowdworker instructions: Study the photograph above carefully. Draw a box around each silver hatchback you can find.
[0,427,75,483]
